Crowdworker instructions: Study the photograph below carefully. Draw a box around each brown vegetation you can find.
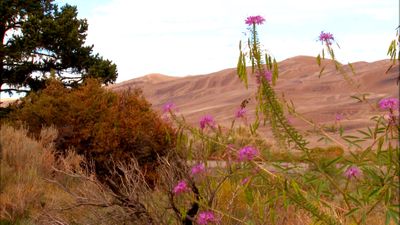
[0,125,162,224]
[7,78,176,187]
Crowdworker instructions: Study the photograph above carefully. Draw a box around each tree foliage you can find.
[0,0,117,94]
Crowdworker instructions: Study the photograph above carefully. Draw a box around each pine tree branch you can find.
[1,88,30,93]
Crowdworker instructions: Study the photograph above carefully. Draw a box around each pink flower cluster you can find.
[335,113,344,121]
[162,102,176,113]
[238,146,259,161]
[245,15,265,26]
[378,97,399,111]
[241,177,250,185]
[173,180,189,195]
[287,116,294,124]
[197,211,217,225]
[344,166,361,179]
[256,70,272,84]
[319,31,334,45]
[200,115,216,129]
[191,163,205,176]
[235,107,247,118]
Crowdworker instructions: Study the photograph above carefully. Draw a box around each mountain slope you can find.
[110,56,399,141]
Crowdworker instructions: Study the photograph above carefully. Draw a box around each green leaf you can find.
[250,118,260,134]
[377,136,384,152]
[329,47,335,60]
[247,221,256,225]
[339,126,344,136]
[319,66,326,78]
[272,58,279,86]
[359,147,372,161]
[367,127,373,137]
[387,40,395,55]
[244,188,254,204]
[386,207,400,225]
[385,188,391,205]
[334,60,340,70]
[348,194,362,205]
[350,95,363,103]
[348,63,356,76]
[368,187,381,199]
[342,137,362,148]
[237,51,248,89]
[342,135,360,139]
[317,137,325,142]
[357,129,371,138]
[325,156,343,168]
[361,211,367,225]
[344,207,359,217]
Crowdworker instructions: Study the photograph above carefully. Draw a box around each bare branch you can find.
[32,51,58,59]
[5,21,23,32]
[1,88,30,93]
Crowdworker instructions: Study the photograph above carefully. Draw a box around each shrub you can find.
[0,125,160,224]
[8,78,176,186]
[0,125,55,223]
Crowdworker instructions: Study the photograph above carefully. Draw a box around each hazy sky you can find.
[57,0,398,82]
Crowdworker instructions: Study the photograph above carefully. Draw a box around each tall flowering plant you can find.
[234,15,399,225]
[156,15,399,225]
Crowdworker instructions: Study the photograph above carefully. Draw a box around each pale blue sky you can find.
[57,0,398,82]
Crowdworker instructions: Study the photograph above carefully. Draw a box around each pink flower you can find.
[319,31,334,45]
[256,70,272,84]
[287,116,294,124]
[378,97,399,110]
[264,70,272,82]
[200,115,216,129]
[238,146,259,161]
[235,108,247,118]
[197,211,217,225]
[173,180,189,195]
[163,102,176,113]
[245,15,265,26]
[344,166,361,179]
[191,163,205,176]
[335,113,344,121]
[241,177,250,185]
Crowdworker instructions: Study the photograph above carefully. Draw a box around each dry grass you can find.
[0,124,394,225]
[0,124,160,225]
[0,125,56,223]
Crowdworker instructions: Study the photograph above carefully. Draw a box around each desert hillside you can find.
[110,56,399,144]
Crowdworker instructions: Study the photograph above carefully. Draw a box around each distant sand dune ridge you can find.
[110,56,400,147]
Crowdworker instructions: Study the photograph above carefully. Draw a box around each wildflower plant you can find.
[238,146,259,161]
[173,180,189,195]
[200,115,216,130]
[163,101,177,113]
[146,16,399,225]
[191,163,206,177]
[386,26,400,75]
[158,15,399,225]
[197,211,218,225]
[235,107,246,119]
[379,97,399,111]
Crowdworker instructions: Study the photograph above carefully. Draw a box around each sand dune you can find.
[110,56,399,147]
